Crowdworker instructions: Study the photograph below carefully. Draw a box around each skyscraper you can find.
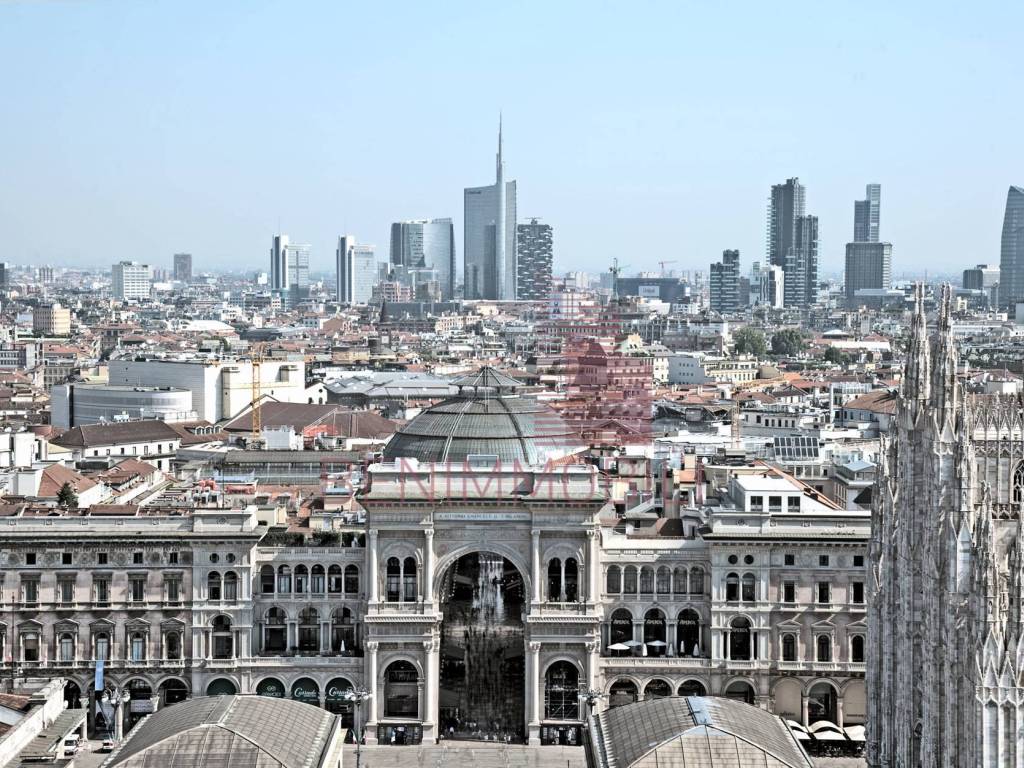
[767,177,818,308]
[709,249,740,313]
[269,235,311,306]
[844,242,892,305]
[336,235,377,304]
[464,120,517,300]
[998,185,1024,309]
[853,183,881,242]
[173,253,193,282]
[749,262,784,308]
[515,219,553,300]
[111,261,151,300]
[389,218,456,299]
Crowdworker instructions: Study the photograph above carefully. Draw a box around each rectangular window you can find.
[133,551,144,565]
[58,578,75,604]
[62,552,73,565]
[129,576,146,603]
[749,495,763,509]
[784,554,795,566]
[94,577,110,604]
[817,582,831,604]
[819,555,830,567]
[168,552,179,565]
[787,497,801,512]
[25,552,36,565]
[852,581,865,604]
[98,552,108,565]
[783,581,795,603]
[22,578,39,604]
[768,496,782,510]
[853,555,864,567]
[165,577,181,603]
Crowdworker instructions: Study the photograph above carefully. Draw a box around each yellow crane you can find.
[250,343,264,444]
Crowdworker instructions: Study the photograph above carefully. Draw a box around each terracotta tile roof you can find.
[843,388,899,414]
[51,420,181,448]
[39,464,98,497]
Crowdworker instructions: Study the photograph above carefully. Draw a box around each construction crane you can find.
[609,258,630,300]
[250,343,264,445]
[658,259,677,276]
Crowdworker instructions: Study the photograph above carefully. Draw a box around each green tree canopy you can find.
[57,482,78,509]
[771,328,806,357]
[733,326,767,356]
[824,346,850,365]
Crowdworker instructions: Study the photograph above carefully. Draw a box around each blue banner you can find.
[95,660,104,693]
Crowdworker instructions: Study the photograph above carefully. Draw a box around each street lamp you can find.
[101,687,133,742]
[342,687,372,768]
[580,688,604,718]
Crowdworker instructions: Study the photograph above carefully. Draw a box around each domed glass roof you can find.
[382,368,583,464]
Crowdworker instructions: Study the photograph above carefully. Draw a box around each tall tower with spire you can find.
[867,284,1024,767]
[464,118,517,300]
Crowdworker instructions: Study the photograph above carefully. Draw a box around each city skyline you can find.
[2,2,1022,276]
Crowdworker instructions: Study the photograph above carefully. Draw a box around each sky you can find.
[2,0,1022,279]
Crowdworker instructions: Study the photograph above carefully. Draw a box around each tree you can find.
[733,327,767,356]
[771,328,806,357]
[824,346,850,365]
[57,482,78,509]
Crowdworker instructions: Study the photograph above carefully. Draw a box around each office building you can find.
[853,183,881,243]
[269,235,311,305]
[389,218,456,299]
[336,236,377,305]
[33,302,72,336]
[708,249,741,313]
[173,253,193,282]
[767,178,805,269]
[749,262,784,308]
[111,261,151,301]
[464,121,517,300]
[999,185,1024,310]
[963,263,1000,291]
[783,215,818,308]
[516,219,553,300]
[0,262,8,289]
[844,243,892,306]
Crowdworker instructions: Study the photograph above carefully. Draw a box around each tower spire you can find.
[496,112,504,178]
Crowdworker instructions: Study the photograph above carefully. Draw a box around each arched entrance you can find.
[608,680,638,708]
[325,677,354,728]
[677,609,701,657]
[158,679,188,707]
[438,551,525,741]
[256,677,285,698]
[125,679,152,730]
[644,679,671,700]
[808,682,838,724]
[64,681,82,709]
[677,680,706,697]
[724,680,755,705]
[291,677,320,706]
[206,678,237,696]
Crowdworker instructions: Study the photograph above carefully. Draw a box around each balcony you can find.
[601,656,712,668]
[531,602,590,615]
[368,602,429,615]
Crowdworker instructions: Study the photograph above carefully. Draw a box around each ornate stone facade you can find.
[868,286,1024,767]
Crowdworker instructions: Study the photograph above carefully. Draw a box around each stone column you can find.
[320,621,329,653]
[587,529,600,603]
[559,560,566,602]
[423,638,439,742]
[79,698,89,738]
[528,641,541,745]
[667,622,677,657]
[365,641,379,744]
[724,630,731,660]
[837,697,845,728]
[423,529,434,604]
[416,681,425,724]
[587,641,600,692]
[801,692,809,727]
[368,530,380,603]
[633,621,643,647]
[287,622,297,651]
[531,529,542,605]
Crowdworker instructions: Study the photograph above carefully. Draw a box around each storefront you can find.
[256,678,286,698]
[324,678,354,728]
[291,677,320,706]
[540,724,581,746]
[376,724,423,745]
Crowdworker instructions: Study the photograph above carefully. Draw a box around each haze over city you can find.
[2,0,1022,275]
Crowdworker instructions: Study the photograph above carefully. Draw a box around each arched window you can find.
[311,565,326,593]
[223,572,238,601]
[165,631,181,660]
[59,633,74,662]
[344,565,360,594]
[260,565,275,594]
[1012,461,1024,504]
[331,607,356,654]
[741,573,756,602]
[548,558,562,601]
[386,558,401,602]
[782,633,797,661]
[608,679,638,708]
[677,609,701,656]
[725,680,755,705]
[656,567,671,594]
[328,565,343,593]
[690,566,704,595]
[263,607,287,653]
[673,566,687,594]
[725,573,740,602]
[644,679,672,700]
[808,682,837,724]
[207,571,222,601]
[729,617,752,660]
[95,633,109,661]
[384,661,419,718]
[545,661,579,719]
[606,565,622,594]
[403,557,418,602]
[564,558,578,602]
[294,565,309,594]
[643,609,666,655]
[609,608,633,647]
[212,616,233,659]
[816,634,832,662]
[623,567,638,594]
[851,634,865,663]
[639,567,654,594]
[677,680,706,697]
[298,607,319,652]
[129,632,146,661]
[277,565,291,593]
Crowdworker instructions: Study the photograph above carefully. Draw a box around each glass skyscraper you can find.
[464,121,517,300]
[999,186,1024,310]
[390,218,456,299]
[336,235,376,305]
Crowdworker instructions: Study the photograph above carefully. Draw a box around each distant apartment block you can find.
[33,303,72,336]
[709,249,741,313]
[173,253,193,282]
[111,261,151,301]
[516,219,553,301]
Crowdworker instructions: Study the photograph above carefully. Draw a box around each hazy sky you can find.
[2,1,1022,278]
